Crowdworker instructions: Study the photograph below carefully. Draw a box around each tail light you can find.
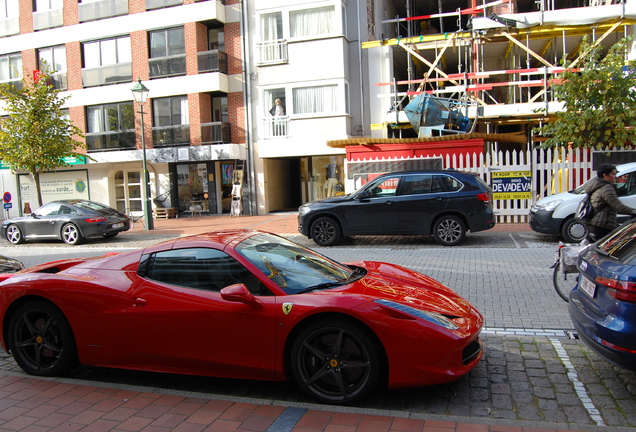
[595,277,636,303]
[84,217,107,223]
[476,192,490,202]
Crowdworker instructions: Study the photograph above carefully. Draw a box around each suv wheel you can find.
[310,217,342,246]
[561,217,587,243]
[433,215,466,246]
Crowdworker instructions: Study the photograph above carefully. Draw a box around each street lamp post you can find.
[131,78,154,231]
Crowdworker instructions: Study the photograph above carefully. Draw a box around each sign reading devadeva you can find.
[491,171,532,200]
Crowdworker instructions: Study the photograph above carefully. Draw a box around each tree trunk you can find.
[32,169,43,208]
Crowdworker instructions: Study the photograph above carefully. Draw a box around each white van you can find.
[529,162,636,242]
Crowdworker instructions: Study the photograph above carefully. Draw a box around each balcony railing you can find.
[86,131,136,152]
[257,39,288,66]
[152,125,190,146]
[79,0,128,22]
[149,55,186,79]
[33,8,64,30]
[198,50,227,74]
[262,116,289,139]
[50,73,67,90]
[0,17,19,37]
[146,0,182,10]
[201,122,230,144]
[82,63,132,87]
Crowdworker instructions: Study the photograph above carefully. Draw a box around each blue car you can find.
[570,218,636,369]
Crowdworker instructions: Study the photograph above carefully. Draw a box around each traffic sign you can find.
[2,192,10,203]
[3,202,11,209]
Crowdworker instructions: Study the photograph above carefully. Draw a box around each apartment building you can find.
[242,0,371,213]
[0,0,246,219]
[365,0,636,149]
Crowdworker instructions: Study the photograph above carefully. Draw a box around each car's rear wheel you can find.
[310,217,342,246]
[561,217,587,243]
[433,215,466,246]
[61,223,83,245]
[6,224,25,244]
[8,301,78,377]
[290,319,381,404]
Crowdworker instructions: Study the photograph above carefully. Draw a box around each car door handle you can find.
[133,298,147,307]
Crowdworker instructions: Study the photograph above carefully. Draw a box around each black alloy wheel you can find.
[310,217,342,246]
[8,301,78,377]
[290,319,382,404]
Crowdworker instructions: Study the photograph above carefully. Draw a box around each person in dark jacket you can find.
[585,164,636,240]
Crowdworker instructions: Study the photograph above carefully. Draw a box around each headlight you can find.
[532,199,562,212]
[375,299,459,330]
[299,206,312,216]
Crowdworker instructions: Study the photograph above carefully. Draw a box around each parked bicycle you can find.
[551,240,590,302]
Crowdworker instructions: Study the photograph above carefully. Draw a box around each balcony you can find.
[198,50,227,74]
[201,122,230,144]
[152,125,190,146]
[0,17,19,37]
[82,63,132,87]
[50,73,68,90]
[257,39,288,66]
[86,131,136,152]
[79,0,128,22]
[149,55,186,79]
[262,116,289,139]
[146,0,182,10]
[33,8,64,31]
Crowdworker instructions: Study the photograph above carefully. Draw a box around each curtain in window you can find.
[261,12,282,41]
[1,54,22,81]
[86,106,104,133]
[290,6,334,38]
[293,85,337,114]
[180,97,189,125]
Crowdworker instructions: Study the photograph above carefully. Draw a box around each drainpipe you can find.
[239,0,256,216]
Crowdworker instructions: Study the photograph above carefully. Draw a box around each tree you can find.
[0,72,85,208]
[534,36,636,149]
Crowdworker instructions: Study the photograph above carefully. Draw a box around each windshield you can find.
[235,233,354,294]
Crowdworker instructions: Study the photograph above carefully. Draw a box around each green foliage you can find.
[0,72,85,206]
[534,36,636,149]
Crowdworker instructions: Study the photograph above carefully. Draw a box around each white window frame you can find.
[257,1,343,44]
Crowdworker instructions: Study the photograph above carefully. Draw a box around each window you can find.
[86,102,135,151]
[34,0,62,11]
[34,203,62,217]
[261,12,282,41]
[38,46,66,90]
[1,0,18,18]
[290,6,335,38]
[438,175,463,192]
[292,84,337,115]
[152,96,189,145]
[212,96,228,122]
[149,27,186,78]
[0,53,21,85]
[140,248,271,295]
[366,176,400,197]
[83,36,131,68]
[400,174,434,195]
[114,170,142,212]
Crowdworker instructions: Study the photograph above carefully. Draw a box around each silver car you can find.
[1,200,130,245]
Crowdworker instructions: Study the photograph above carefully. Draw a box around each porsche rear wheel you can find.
[8,301,78,377]
[62,223,83,245]
[290,319,381,404]
[6,224,25,244]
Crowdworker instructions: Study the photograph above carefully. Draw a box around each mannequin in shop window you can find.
[231,181,242,217]
[325,157,341,197]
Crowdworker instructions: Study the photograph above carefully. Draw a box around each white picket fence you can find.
[352,147,597,224]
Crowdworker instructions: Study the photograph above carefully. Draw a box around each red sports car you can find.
[0,230,483,404]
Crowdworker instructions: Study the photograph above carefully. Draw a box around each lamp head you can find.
[131,78,149,104]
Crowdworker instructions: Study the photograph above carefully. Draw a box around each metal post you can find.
[138,103,154,230]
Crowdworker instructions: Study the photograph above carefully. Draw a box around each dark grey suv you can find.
[298,170,496,246]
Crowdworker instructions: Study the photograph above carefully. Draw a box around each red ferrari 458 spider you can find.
[0,230,483,404]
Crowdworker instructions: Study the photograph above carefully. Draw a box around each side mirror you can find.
[357,190,369,200]
[30,213,37,218]
[220,284,263,309]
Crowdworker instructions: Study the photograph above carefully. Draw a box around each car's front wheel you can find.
[290,319,382,404]
[433,215,466,246]
[561,217,587,243]
[310,217,342,246]
[61,223,83,245]
[8,301,78,377]
[6,224,25,244]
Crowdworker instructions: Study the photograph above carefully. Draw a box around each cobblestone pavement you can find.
[1,218,635,430]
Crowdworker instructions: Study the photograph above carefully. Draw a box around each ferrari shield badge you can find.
[282,302,293,315]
